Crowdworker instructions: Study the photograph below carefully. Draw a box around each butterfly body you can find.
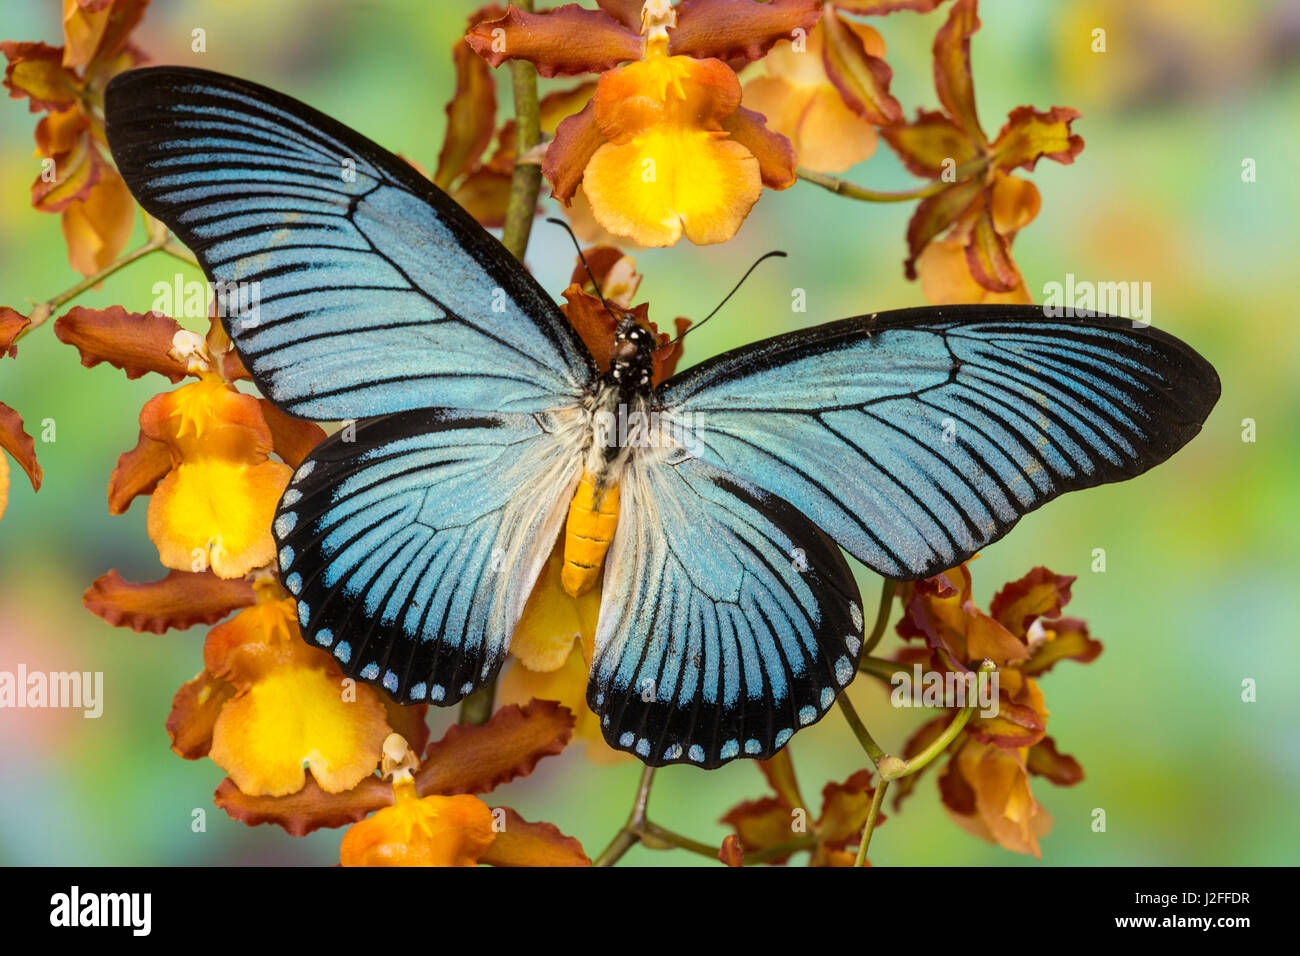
[105,67,1221,769]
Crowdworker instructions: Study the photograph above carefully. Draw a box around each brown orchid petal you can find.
[1,307,30,357]
[489,81,598,175]
[890,714,948,809]
[990,567,1075,638]
[931,0,986,147]
[434,38,497,189]
[880,109,977,178]
[466,4,641,78]
[256,399,325,468]
[54,305,190,382]
[720,105,796,189]
[968,678,1046,749]
[670,0,822,63]
[917,237,1030,305]
[107,429,172,514]
[417,698,574,795]
[836,0,947,12]
[1026,735,1084,786]
[382,699,431,757]
[0,42,79,111]
[0,403,42,495]
[35,107,89,157]
[480,807,591,866]
[450,167,512,227]
[31,135,105,213]
[992,105,1084,173]
[215,772,393,837]
[595,0,644,31]
[902,176,982,279]
[758,750,805,809]
[963,198,1019,293]
[937,743,977,816]
[561,284,619,372]
[652,317,690,384]
[719,833,744,866]
[62,0,113,71]
[87,0,150,68]
[60,171,136,276]
[817,769,884,848]
[543,99,604,203]
[166,670,236,759]
[569,245,626,291]
[821,11,902,125]
[83,569,256,633]
[1021,617,1102,676]
[720,797,800,860]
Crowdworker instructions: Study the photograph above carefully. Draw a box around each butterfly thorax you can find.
[560,319,658,597]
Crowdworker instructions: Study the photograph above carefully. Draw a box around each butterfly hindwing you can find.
[659,306,1220,580]
[104,66,596,420]
[276,408,581,704]
[588,449,863,768]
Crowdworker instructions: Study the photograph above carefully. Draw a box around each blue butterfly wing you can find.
[659,306,1220,580]
[104,66,596,419]
[275,408,581,704]
[588,449,863,768]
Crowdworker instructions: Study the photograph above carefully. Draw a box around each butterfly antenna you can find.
[663,250,787,349]
[545,216,621,324]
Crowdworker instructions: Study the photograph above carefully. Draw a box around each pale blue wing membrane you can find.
[105,67,596,420]
[276,409,579,704]
[589,449,864,768]
[659,306,1220,581]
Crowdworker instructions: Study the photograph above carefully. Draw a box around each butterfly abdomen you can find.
[561,469,619,597]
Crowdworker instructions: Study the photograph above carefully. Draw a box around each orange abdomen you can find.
[561,470,619,598]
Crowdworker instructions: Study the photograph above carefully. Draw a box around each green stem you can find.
[888,661,994,780]
[852,778,888,867]
[797,158,988,203]
[18,236,166,341]
[641,821,720,860]
[859,654,908,683]
[861,578,896,656]
[595,765,656,867]
[837,694,893,769]
[499,0,542,262]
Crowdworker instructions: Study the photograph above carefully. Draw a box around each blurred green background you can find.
[1,0,1296,866]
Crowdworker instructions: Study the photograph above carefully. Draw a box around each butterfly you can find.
[104,67,1220,769]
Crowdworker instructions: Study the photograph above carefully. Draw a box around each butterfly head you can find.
[607,316,656,395]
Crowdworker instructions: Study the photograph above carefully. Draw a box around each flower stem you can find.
[19,236,166,341]
[837,694,892,769]
[797,158,988,203]
[858,654,908,683]
[852,778,889,867]
[595,764,656,866]
[500,0,542,262]
[862,578,896,656]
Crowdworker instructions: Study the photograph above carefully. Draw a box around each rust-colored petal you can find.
[83,568,255,633]
[0,402,42,492]
[917,236,1031,305]
[480,807,591,866]
[166,670,236,759]
[836,0,947,11]
[991,105,1084,173]
[55,305,190,382]
[720,796,799,861]
[434,38,497,189]
[1,41,79,111]
[256,399,325,468]
[720,105,796,189]
[466,4,641,78]
[758,750,805,810]
[1021,617,1102,676]
[489,80,598,175]
[963,196,1019,293]
[1026,735,1084,786]
[62,0,113,71]
[816,769,884,848]
[60,170,136,276]
[215,772,393,837]
[989,566,1075,638]
[902,176,982,279]
[561,283,619,372]
[31,132,109,213]
[0,307,30,357]
[880,108,977,178]
[382,699,431,759]
[543,98,604,204]
[450,167,512,227]
[595,0,643,31]
[86,0,150,66]
[417,698,574,795]
[988,170,1040,234]
[107,429,171,514]
[951,737,1051,856]
[821,11,901,125]
[931,0,986,147]
[670,0,822,63]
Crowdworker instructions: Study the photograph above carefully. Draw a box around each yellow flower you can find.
[340,786,497,867]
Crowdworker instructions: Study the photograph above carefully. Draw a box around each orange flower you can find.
[0,308,42,521]
[889,562,1098,857]
[1,0,150,274]
[879,0,1083,301]
[470,0,808,246]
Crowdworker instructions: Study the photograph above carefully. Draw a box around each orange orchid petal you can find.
[988,170,1040,235]
[837,0,947,11]
[166,669,236,759]
[34,106,89,159]
[797,84,881,173]
[256,399,325,468]
[107,429,171,514]
[62,0,113,71]
[816,769,885,849]
[720,796,799,859]
[0,402,42,493]
[991,105,1084,173]
[0,41,79,111]
[670,0,822,63]
[466,4,641,78]
[0,307,30,357]
[543,98,605,204]
[31,133,105,213]
[59,170,136,275]
[434,38,497,190]
[1026,735,1084,786]
[719,833,744,866]
[340,793,497,867]
[931,0,986,147]
[880,108,977,178]
[963,197,1020,293]
[719,105,796,189]
[561,283,619,373]
[491,80,598,175]
[1021,617,1102,677]
[450,167,512,227]
[479,807,591,866]
[510,542,601,672]
[989,566,1075,638]
[85,0,149,68]
[204,312,250,382]
[902,176,983,279]
[82,568,255,633]
[55,305,189,382]
[417,699,575,795]
[821,12,901,125]
[917,237,1031,305]
[951,738,1051,856]
[215,771,392,836]
[758,750,806,810]
[968,675,1046,748]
